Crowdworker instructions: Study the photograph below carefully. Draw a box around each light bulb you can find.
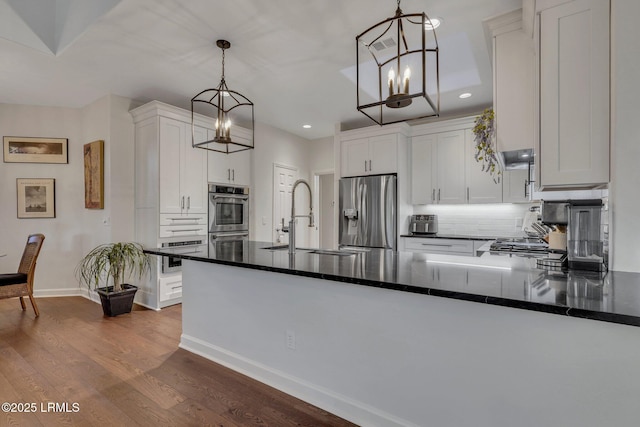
[403,66,411,93]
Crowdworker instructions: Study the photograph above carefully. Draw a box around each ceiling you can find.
[0,0,521,140]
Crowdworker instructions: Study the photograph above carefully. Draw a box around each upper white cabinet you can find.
[537,0,610,188]
[207,127,252,186]
[464,129,503,204]
[486,9,536,153]
[411,118,502,205]
[159,117,207,215]
[411,134,436,204]
[341,133,398,177]
[435,130,467,204]
[502,169,531,203]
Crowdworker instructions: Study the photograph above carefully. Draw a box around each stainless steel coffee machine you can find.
[566,200,607,271]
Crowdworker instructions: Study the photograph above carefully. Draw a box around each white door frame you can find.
[273,163,298,244]
[311,168,335,249]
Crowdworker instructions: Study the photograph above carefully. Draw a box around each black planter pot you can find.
[96,284,138,317]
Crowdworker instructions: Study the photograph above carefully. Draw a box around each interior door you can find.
[273,164,297,244]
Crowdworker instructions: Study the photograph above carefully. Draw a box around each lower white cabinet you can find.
[404,238,476,256]
[159,274,182,302]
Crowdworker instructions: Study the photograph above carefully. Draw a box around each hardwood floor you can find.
[0,297,356,427]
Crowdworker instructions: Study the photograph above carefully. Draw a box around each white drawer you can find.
[159,275,182,302]
[159,213,207,226]
[405,238,475,256]
[159,224,208,238]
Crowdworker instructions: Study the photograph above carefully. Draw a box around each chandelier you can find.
[192,40,254,154]
[356,0,440,125]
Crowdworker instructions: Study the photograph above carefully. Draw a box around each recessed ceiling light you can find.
[425,17,442,31]
[303,124,312,129]
[459,92,472,99]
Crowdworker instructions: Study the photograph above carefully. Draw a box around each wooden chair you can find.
[0,234,45,317]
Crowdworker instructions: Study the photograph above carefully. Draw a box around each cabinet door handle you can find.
[187,196,190,209]
[232,169,235,181]
[432,189,435,202]
[369,160,372,171]
[467,187,470,202]
[438,189,441,202]
[181,196,184,209]
[364,160,368,172]
[524,180,529,198]
[228,169,231,180]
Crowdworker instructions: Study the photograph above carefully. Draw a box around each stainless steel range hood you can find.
[498,148,534,170]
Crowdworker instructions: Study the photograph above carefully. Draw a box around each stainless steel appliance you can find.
[409,214,438,235]
[161,239,207,273]
[489,237,550,257]
[339,174,396,250]
[209,231,249,262]
[208,183,249,233]
[567,199,607,271]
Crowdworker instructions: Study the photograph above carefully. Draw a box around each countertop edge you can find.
[145,248,636,328]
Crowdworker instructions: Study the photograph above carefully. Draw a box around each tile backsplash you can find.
[412,203,538,238]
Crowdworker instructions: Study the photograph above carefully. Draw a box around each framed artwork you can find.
[83,140,104,209]
[16,178,56,219]
[3,136,68,164]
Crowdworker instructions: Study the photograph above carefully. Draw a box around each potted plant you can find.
[75,242,151,317]
[472,108,501,183]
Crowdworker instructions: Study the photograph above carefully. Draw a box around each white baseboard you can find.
[33,288,84,298]
[179,334,418,427]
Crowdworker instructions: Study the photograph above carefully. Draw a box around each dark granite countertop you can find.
[145,241,640,327]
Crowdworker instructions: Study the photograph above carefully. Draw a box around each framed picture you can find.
[84,140,104,209]
[3,136,68,164]
[16,178,56,219]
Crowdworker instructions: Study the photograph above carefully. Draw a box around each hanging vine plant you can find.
[472,108,501,183]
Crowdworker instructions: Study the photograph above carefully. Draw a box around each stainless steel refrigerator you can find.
[339,174,397,250]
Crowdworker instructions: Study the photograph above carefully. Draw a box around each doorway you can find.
[272,164,297,244]
[312,171,335,249]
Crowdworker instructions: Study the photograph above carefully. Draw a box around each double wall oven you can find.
[208,183,250,261]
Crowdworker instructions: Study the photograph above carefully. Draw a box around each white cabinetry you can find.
[131,100,212,310]
[207,127,252,186]
[435,130,467,204]
[411,118,502,205]
[405,237,475,256]
[159,117,207,215]
[502,169,530,203]
[341,133,397,177]
[464,129,503,204]
[537,0,609,188]
[486,9,536,153]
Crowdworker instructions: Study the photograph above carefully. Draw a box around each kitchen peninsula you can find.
[146,243,640,427]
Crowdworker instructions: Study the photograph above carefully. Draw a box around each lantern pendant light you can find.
[192,39,254,154]
[356,0,440,125]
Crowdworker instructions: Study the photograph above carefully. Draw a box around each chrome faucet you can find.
[289,179,314,254]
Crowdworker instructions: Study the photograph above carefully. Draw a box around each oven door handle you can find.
[210,232,249,239]
[211,194,249,201]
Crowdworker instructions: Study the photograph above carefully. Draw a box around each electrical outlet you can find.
[515,217,523,228]
[286,330,296,350]
[103,216,111,226]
